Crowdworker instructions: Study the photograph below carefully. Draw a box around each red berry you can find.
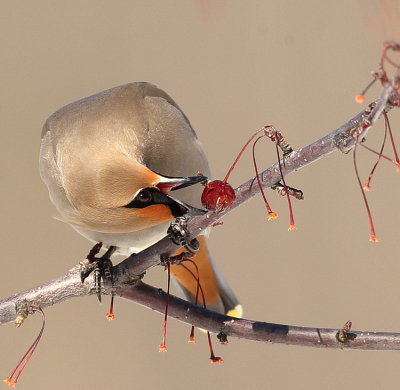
[201,180,236,212]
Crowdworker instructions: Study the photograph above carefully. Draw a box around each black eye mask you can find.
[124,187,189,217]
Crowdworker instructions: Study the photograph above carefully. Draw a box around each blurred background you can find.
[1,1,400,389]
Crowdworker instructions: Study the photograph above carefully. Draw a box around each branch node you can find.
[333,130,355,154]
[336,320,356,344]
[217,331,228,344]
[14,301,37,328]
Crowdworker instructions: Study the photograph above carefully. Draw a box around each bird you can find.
[39,82,242,317]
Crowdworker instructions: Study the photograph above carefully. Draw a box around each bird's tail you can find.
[170,236,242,318]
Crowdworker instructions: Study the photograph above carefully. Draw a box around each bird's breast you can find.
[72,221,171,255]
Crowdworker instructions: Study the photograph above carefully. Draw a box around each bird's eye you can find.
[136,189,153,203]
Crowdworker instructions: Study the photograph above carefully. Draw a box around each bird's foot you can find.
[80,243,116,302]
[167,216,199,255]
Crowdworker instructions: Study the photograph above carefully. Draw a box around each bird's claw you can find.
[167,216,199,254]
[80,243,116,302]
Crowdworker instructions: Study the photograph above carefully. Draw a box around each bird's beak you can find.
[156,174,207,193]
[167,195,207,217]
[155,174,207,217]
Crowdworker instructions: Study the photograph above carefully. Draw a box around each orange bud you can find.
[106,312,115,320]
[267,211,278,220]
[369,234,379,243]
[355,94,365,104]
[4,378,16,388]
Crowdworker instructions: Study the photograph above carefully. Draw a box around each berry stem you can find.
[383,111,400,168]
[4,307,45,387]
[353,142,378,242]
[159,262,171,352]
[223,128,266,183]
[252,135,278,219]
[274,133,296,230]
[363,112,388,190]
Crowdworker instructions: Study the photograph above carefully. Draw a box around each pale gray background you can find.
[1,1,400,389]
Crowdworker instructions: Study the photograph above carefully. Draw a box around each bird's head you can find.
[62,153,206,233]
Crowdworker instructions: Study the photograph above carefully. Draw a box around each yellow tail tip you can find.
[227,304,243,318]
[197,305,244,335]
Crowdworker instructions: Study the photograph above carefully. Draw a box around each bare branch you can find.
[0,71,399,353]
[123,282,400,351]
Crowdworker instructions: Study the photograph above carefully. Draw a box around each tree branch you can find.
[1,74,399,352]
[122,282,400,351]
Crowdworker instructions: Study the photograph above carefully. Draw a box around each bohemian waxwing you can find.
[40,82,242,317]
